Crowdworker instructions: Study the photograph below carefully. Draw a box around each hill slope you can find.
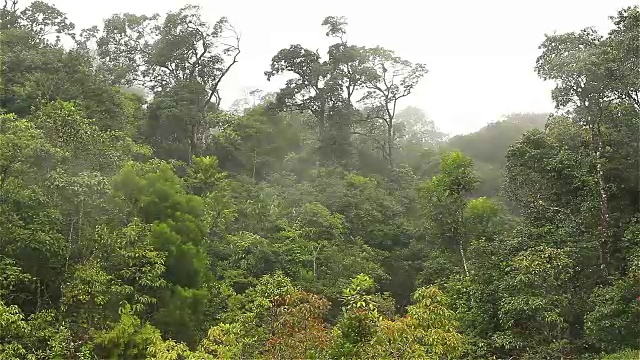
[444,113,549,197]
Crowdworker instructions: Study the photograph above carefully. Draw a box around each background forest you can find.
[0,1,639,359]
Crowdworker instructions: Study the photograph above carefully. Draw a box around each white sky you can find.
[32,0,640,135]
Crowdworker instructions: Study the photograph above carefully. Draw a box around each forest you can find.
[0,1,639,359]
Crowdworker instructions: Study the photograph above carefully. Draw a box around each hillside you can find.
[445,113,549,197]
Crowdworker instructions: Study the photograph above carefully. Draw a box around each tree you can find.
[420,151,478,276]
[331,274,463,359]
[0,2,145,135]
[3,3,640,359]
[97,5,240,162]
[11,0,74,45]
[112,161,212,345]
[277,202,386,298]
[395,106,445,149]
[359,48,427,167]
[265,17,369,166]
[600,7,640,219]
[536,27,616,273]
[208,105,304,180]
[496,246,575,357]
[263,291,332,359]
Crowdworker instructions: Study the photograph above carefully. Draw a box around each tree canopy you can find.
[0,1,639,359]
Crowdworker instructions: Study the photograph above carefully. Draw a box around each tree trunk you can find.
[316,99,328,164]
[188,123,198,165]
[631,96,640,213]
[252,148,257,181]
[78,201,83,245]
[591,122,611,272]
[457,207,469,276]
[387,124,394,168]
[459,239,469,276]
[36,279,41,312]
[636,116,640,213]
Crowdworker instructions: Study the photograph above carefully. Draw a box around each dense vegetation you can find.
[0,1,639,359]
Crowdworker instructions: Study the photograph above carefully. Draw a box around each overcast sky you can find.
[33,0,639,135]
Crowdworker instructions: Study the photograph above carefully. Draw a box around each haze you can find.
[35,0,638,135]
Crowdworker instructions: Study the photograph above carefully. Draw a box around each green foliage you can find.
[1,2,640,359]
[331,275,463,359]
[585,274,640,352]
[209,105,304,180]
[602,349,640,360]
[92,304,162,359]
[96,4,240,163]
[419,151,478,277]
[496,247,574,355]
[331,274,382,358]
[445,113,548,197]
[0,300,30,358]
[0,300,75,359]
[112,161,213,345]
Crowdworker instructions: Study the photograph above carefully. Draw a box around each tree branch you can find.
[206,25,240,107]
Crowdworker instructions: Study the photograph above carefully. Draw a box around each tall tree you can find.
[266,17,369,166]
[601,7,640,214]
[97,5,240,162]
[359,48,427,167]
[420,151,478,276]
[536,27,615,272]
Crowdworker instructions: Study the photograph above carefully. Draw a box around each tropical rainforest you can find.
[0,1,639,359]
